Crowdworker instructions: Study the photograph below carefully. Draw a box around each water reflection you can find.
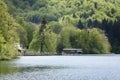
[0,55,120,80]
[0,61,65,75]
[0,61,19,75]
[18,65,65,73]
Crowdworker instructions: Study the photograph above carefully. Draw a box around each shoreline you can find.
[20,52,118,56]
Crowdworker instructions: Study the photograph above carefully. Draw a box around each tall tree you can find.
[39,17,47,54]
[0,0,20,59]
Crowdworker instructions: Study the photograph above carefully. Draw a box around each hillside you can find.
[0,0,120,59]
[4,0,120,23]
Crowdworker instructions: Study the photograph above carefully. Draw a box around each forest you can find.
[0,0,120,59]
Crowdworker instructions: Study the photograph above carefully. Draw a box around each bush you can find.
[57,27,111,54]
[29,30,58,54]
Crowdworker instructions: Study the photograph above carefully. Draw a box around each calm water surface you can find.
[0,55,120,80]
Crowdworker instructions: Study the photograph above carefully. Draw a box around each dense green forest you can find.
[0,0,120,59]
[0,0,20,59]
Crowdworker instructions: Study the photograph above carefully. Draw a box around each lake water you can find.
[0,55,120,80]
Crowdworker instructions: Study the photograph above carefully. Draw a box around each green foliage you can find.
[29,30,40,51]
[48,21,62,34]
[2,0,120,54]
[0,0,20,60]
[57,27,110,54]
[0,43,18,60]
[78,28,110,54]
[4,0,120,23]
[29,29,58,54]
[16,17,35,48]
[59,15,79,27]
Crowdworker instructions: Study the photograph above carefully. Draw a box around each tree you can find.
[4,0,120,53]
[39,17,47,54]
[57,27,111,54]
[16,17,35,48]
[29,18,58,55]
[0,0,20,60]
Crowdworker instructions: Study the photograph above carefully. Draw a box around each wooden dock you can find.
[62,48,83,55]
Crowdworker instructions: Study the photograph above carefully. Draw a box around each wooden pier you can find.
[62,48,83,55]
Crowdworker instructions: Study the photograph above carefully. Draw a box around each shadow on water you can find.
[17,66,66,73]
[0,60,65,75]
[0,61,19,75]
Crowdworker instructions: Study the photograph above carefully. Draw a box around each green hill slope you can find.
[3,0,120,53]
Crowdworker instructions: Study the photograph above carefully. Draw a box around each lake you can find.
[0,55,120,80]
